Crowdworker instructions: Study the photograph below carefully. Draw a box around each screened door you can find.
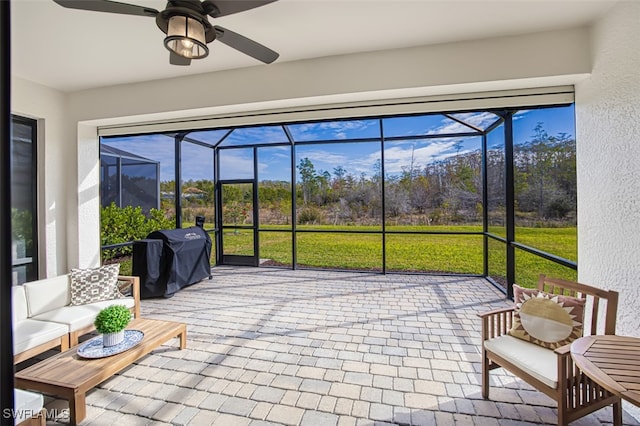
[218,181,258,266]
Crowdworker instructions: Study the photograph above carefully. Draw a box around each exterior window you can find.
[11,115,38,285]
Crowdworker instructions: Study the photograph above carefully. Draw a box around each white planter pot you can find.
[102,330,125,347]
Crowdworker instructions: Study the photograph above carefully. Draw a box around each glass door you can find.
[218,181,258,266]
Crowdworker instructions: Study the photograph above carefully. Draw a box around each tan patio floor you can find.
[32,266,640,425]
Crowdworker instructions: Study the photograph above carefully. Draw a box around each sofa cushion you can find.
[484,334,558,389]
[32,299,135,332]
[13,318,68,355]
[509,284,585,350]
[12,286,28,322]
[23,275,71,317]
[69,264,122,306]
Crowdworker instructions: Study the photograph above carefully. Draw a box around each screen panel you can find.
[386,234,483,274]
[296,232,382,271]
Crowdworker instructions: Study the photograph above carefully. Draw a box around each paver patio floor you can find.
[35,267,639,425]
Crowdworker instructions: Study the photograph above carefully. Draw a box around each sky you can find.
[102,104,575,183]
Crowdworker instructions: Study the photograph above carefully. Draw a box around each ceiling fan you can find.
[52,0,279,66]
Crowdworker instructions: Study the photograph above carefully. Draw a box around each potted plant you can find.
[94,305,131,347]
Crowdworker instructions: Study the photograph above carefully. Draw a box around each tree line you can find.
[155,123,576,227]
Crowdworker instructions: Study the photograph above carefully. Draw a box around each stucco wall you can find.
[11,77,70,277]
[575,2,640,417]
[575,1,640,335]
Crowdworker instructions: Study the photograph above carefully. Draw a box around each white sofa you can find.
[14,389,45,426]
[13,274,140,363]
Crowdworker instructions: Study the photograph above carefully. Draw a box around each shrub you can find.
[298,206,323,225]
[545,197,574,219]
[11,208,32,248]
[94,305,131,334]
[101,203,174,261]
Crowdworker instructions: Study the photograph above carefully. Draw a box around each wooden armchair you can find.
[478,275,621,425]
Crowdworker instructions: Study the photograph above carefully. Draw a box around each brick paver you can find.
[32,267,640,425]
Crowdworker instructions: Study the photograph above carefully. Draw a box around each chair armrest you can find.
[554,342,576,395]
[118,275,141,318]
[554,343,572,356]
[477,306,515,319]
[478,306,515,341]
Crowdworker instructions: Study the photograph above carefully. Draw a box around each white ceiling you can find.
[12,0,617,92]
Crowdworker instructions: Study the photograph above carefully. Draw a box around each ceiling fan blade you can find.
[206,0,277,18]
[214,26,279,64]
[170,52,192,66]
[52,0,158,17]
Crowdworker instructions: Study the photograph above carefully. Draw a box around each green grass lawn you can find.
[113,225,576,290]
[222,225,577,287]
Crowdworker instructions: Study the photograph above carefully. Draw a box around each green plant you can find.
[101,203,174,261]
[94,305,131,334]
[11,208,33,253]
[297,206,323,224]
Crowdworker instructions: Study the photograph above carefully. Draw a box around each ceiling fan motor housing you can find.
[201,0,220,17]
[156,1,216,43]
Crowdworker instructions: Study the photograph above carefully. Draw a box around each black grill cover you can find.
[133,226,212,298]
[132,239,164,298]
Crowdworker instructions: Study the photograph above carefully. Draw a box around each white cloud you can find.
[513,110,530,120]
[181,145,214,181]
[261,146,290,161]
[341,153,381,177]
[297,149,347,165]
[218,151,254,179]
[186,129,229,146]
[426,120,472,135]
[258,147,292,180]
[449,112,501,129]
[225,126,288,145]
[288,120,377,140]
[383,139,463,175]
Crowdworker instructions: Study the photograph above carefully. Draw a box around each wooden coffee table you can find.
[15,318,187,425]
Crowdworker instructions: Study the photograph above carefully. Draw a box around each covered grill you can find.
[133,226,212,299]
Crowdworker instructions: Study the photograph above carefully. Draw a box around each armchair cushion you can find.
[509,284,585,350]
[69,264,123,306]
[484,334,558,388]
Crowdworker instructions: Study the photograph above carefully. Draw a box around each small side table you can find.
[570,335,640,406]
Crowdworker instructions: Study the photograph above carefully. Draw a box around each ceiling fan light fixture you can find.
[164,15,208,59]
